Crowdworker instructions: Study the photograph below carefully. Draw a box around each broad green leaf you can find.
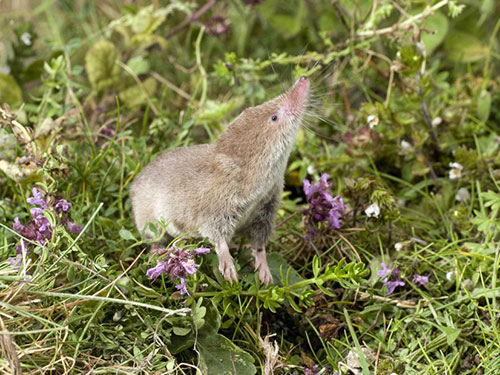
[439,326,461,345]
[191,299,255,374]
[264,0,306,38]
[192,298,207,329]
[0,73,22,105]
[197,332,257,375]
[477,90,491,123]
[267,252,305,287]
[126,55,150,76]
[422,11,449,53]
[170,334,195,354]
[444,32,489,63]
[85,40,121,90]
[172,326,191,336]
[118,77,157,108]
[130,6,166,35]
[119,228,136,241]
[194,97,245,125]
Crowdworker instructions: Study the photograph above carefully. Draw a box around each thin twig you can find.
[166,0,216,39]
[151,71,191,100]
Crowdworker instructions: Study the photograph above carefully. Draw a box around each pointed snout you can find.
[290,76,310,101]
[284,76,310,116]
[297,75,309,87]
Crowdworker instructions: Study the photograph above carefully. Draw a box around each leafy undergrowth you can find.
[1,1,500,374]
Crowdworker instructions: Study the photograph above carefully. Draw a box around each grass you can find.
[1,0,500,374]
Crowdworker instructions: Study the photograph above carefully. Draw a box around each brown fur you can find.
[130,77,310,284]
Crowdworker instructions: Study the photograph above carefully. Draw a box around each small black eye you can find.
[271,115,278,121]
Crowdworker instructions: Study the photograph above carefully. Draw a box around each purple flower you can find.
[99,125,115,139]
[55,199,72,213]
[175,277,189,295]
[26,188,49,209]
[12,189,82,259]
[377,262,391,278]
[181,261,198,275]
[206,16,228,35]
[94,125,116,148]
[13,210,52,245]
[303,173,346,237]
[412,274,429,286]
[13,217,25,233]
[385,280,406,295]
[8,253,22,269]
[54,198,83,234]
[194,246,210,256]
[146,246,210,296]
[304,365,319,375]
[65,220,83,234]
[146,260,167,281]
[30,208,52,242]
[303,173,331,199]
[378,262,406,295]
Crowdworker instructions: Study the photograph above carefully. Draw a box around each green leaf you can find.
[172,326,191,336]
[482,191,500,211]
[126,55,150,76]
[422,11,449,54]
[439,326,461,345]
[477,90,491,123]
[263,0,306,38]
[444,32,489,63]
[118,77,157,108]
[267,253,305,287]
[192,297,207,329]
[0,73,22,105]
[85,40,121,90]
[194,97,245,125]
[197,333,257,375]
[189,299,256,374]
[479,0,494,24]
[119,228,136,241]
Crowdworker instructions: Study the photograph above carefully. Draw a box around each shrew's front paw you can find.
[218,253,238,282]
[255,254,273,285]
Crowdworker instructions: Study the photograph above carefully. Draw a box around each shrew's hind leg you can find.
[216,240,238,282]
[252,247,273,285]
[246,183,282,285]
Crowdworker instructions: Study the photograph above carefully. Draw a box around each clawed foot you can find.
[218,253,238,282]
[254,251,273,285]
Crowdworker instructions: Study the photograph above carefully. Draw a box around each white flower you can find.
[455,187,470,202]
[394,242,403,251]
[446,270,456,281]
[400,140,412,153]
[448,162,463,180]
[365,203,380,218]
[307,165,316,175]
[20,32,32,46]
[431,117,442,126]
[367,114,379,129]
